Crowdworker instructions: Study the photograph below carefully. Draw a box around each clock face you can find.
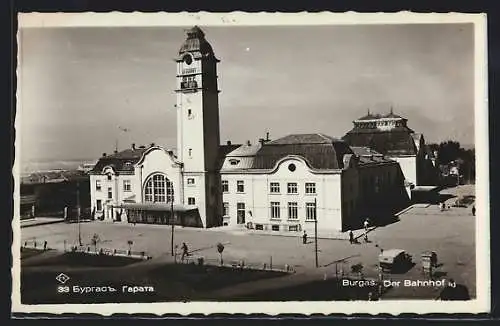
[183,54,193,65]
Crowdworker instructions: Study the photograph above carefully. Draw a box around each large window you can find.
[270,202,280,219]
[237,203,246,224]
[237,180,245,193]
[288,202,298,219]
[95,180,102,191]
[188,197,196,205]
[223,202,229,216]
[123,180,131,192]
[144,174,174,203]
[222,180,229,193]
[107,187,113,199]
[305,182,316,194]
[96,200,102,211]
[306,202,317,221]
[287,182,298,194]
[270,182,280,193]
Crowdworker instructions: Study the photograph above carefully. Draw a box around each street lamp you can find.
[76,180,82,246]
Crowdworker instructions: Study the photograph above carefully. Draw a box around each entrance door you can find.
[237,203,246,224]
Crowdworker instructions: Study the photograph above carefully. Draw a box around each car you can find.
[378,249,413,273]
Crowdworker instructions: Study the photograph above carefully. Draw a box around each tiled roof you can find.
[90,148,149,174]
[343,129,418,156]
[252,133,353,170]
[178,26,215,58]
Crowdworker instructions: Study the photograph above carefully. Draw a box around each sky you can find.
[17,24,475,165]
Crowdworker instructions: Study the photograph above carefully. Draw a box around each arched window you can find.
[144,174,174,203]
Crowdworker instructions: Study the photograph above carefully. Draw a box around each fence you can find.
[178,254,296,274]
[67,245,151,260]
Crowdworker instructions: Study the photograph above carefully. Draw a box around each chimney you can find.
[102,153,107,157]
[114,150,118,154]
[132,143,136,150]
[246,140,251,146]
[266,132,270,142]
[226,140,232,146]
[150,142,155,147]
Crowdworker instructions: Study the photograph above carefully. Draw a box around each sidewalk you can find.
[21,217,66,228]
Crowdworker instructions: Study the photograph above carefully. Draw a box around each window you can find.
[107,187,113,199]
[305,182,316,194]
[187,178,195,185]
[288,202,298,220]
[237,203,246,224]
[222,180,229,193]
[270,182,280,193]
[96,200,102,211]
[237,180,245,193]
[188,148,192,157]
[272,225,280,231]
[96,180,102,191]
[188,109,192,116]
[229,159,240,166]
[223,202,229,216]
[287,182,298,194]
[188,197,196,205]
[288,163,296,172]
[123,180,131,192]
[306,202,317,221]
[107,174,112,181]
[144,174,174,203]
[270,202,281,219]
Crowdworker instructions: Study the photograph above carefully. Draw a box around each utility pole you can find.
[76,180,82,246]
[171,199,175,256]
[314,197,318,268]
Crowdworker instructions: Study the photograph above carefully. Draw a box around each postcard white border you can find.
[13,11,489,315]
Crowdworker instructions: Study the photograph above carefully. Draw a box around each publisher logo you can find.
[56,273,70,284]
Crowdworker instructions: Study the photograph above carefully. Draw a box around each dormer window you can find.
[107,174,112,181]
[229,159,240,166]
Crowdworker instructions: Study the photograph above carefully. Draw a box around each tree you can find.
[217,242,225,266]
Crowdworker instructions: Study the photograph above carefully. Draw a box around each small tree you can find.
[91,233,100,252]
[217,242,225,265]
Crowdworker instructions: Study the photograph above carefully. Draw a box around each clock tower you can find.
[175,26,221,227]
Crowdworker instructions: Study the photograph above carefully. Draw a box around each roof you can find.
[343,129,418,156]
[113,203,197,212]
[356,110,406,121]
[379,249,405,257]
[251,133,353,170]
[90,147,156,174]
[178,26,216,58]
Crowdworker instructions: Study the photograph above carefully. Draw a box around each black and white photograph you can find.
[13,12,489,314]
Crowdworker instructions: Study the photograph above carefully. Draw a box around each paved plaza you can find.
[20,186,476,299]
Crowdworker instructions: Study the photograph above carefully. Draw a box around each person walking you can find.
[349,230,354,244]
[181,242,189,262]
[364,219,369,232]
[472,205,476,216]
[302,230,308,244]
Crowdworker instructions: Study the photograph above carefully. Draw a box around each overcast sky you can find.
[18,24,474,163]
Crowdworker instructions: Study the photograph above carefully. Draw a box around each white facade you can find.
[221,156,344,232]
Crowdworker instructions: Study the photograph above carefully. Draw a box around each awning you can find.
[112,202,197,212]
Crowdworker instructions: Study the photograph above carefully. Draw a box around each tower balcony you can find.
[179,81,199,91]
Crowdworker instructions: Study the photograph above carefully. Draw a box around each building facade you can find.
[343,110,437,187]
[89,26,410,232]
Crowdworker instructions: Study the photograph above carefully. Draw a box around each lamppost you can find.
[171,199,175,256]
[314,197,318,268]
[76,180,82,246]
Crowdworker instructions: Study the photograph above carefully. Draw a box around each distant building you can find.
[343,109,437,187]
[89,26,409,232]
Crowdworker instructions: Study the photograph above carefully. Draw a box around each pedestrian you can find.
[181,242,189,262]
[302,230,308,244]
[364,219,369,232]
[349,230,354,244]
[43,240,47,250]
[364,233,369,243]
[472,205,476,216]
